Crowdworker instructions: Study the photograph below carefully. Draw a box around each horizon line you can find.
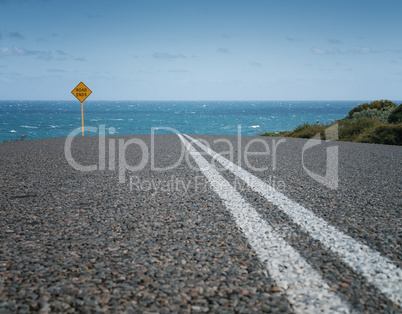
[1,99,401,102]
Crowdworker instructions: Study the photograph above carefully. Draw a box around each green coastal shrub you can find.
[287,122,329,139]
[260,122,328,139]
[261,100,401,145]
[358,124,402,145]
[388,104,402,124]
[338,117,381,142]
[260,131,289,137]
[352,107,394,123]
[348,100,397,118]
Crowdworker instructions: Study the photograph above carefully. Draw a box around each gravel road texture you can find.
[0,134,401,313]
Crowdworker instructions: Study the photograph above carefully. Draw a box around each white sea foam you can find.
[21,125,38,129]
[0,100,363,140]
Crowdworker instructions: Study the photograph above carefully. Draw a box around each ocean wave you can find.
[21,125,39,129]
[1,100,360,139]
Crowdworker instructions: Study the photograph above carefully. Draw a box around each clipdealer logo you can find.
[301,124,339,190]
[64,124,339,190]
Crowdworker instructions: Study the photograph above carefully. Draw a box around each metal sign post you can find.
[71,82,92,136]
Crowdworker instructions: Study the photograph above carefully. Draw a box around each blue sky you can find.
[0,0,401,100]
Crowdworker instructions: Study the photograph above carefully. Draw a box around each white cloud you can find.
[56,50,68,56]
[357,47,371,54]
[46,68,67,73]
[36,37,48,43]
[312,45,401,56]
[249,62,262,67]
[0,46,86,62]
[217,47,231,54]
[328,39,343,45]
[168,69,188,73]
[0,0,49,4]
[312,47,328,55]
[7,31,24,40]
[222,33,235,38]
[286,36,301,42]
[153,52,186,60]
[0,46,38,56]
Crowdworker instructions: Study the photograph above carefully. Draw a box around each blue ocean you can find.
[0,100,376,141]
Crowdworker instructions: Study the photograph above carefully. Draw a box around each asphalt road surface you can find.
[1,134,401,313]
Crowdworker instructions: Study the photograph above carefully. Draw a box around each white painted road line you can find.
[184,134,402,307]
[178,134,351,313]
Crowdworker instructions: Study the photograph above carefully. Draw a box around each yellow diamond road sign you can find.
[71,82,92,102]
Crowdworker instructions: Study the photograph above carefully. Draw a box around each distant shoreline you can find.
[261,100,402,146]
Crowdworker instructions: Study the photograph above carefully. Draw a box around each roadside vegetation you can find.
[261,100,402,146]
[1,135,28,144]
